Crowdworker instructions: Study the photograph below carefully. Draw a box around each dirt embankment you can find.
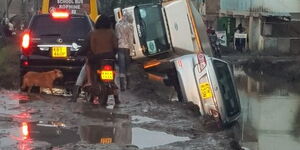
[0,42,20,89]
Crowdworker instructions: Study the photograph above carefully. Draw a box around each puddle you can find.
[132,115,157,124]
[0,91,29,116]
[1,119,190,149]
[132,127,190,148]
[0,121,79,149]
[0,90,190,148]
[82,109,130,121]
[27,121,80,146]
[234,64,300,150]
[79,125,190,148]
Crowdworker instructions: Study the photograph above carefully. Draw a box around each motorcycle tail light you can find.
[103,65,113,71]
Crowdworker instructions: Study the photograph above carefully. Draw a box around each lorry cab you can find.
[173,53,241,125]
[115,0,241,125]
[115,4,170,59]
[114,0,213,60]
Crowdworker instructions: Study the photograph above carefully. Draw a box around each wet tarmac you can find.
[0,90,191,149]
[0,117,190,149]
[234,64,300,150]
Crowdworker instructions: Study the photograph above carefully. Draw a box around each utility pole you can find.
[5,0,9,18]
[248,0,253,51]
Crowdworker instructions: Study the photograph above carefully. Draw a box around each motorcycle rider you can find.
[69,15,119,103]
[209,29,221,58]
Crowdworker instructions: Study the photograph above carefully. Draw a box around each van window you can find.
[134,4,170,55]
[213,60,240,117]
[30,15,91,40]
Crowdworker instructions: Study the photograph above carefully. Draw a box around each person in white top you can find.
[115,12,134,91]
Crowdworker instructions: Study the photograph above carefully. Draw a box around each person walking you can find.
[115,12,134,91]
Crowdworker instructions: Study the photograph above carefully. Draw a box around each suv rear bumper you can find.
[20,55,86,86]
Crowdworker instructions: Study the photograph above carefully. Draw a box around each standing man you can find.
[115,12,134,91]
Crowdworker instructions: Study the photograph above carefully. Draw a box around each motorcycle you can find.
[208,31,221,58]
[85,59,119,105]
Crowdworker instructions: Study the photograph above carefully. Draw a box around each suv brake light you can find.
[51,10,70,19]
[22,32,30,49]
[197,53,207,71]
[21,30,32,56]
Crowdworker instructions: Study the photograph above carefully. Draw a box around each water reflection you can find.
[20,121,80,147]
[132,127,190,148]
[234,64,300,150]
[12,115,189,149]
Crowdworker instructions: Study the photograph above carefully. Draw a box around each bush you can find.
[0,44,20,89]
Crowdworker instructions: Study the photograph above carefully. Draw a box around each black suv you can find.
[20,11,93,88]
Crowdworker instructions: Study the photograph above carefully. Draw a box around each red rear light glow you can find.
[22,122,29,139]
[21,30,33,56]
[23,61,29,67]
[22,33,30,49]
[103,65,112,71]
[51,10,70,19]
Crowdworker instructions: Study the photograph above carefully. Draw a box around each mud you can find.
[2,47,300,149]
[0,62,235,149]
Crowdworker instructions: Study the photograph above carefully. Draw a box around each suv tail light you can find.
[197,53,207,72]
[21,30,32,56]
[51,10,70,19]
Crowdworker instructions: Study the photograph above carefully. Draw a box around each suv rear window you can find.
[30,15,91,39]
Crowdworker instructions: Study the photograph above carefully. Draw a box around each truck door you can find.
[134,4,170,56]
[163,0,195,53]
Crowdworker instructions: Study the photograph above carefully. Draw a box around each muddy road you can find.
[0,61,234,150]
[1,47,300,149]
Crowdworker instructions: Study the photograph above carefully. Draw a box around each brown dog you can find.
[21,69,63,94]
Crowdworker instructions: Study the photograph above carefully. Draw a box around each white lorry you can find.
[115,0,241,125]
